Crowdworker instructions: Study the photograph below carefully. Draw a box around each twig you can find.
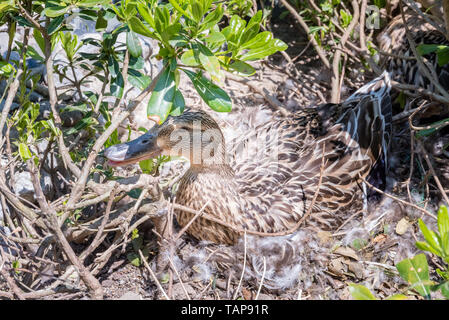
[40,17,81,178]
[330,0,360,103]
[361,177,437,220]
[174,199,211,241]
[233,230,247,300]
[391,80,449,104]
[254,256,266,300]
[27,160,103,299]
[0,247,25,300]
[225,72,289,116]
[359,0,368,51]
[139,249,170,300]
[80,185,117,261]
[418,141,449,206]
[65,64,166,211]
[404,0,447,36]
[0,28,29,146]
[278,0,331,69]
[167,256,191,300]
[400,1,449,101]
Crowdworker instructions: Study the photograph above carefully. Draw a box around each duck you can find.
[104,72,392,245]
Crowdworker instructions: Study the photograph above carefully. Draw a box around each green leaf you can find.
[180,49,200,66]
[240,31,272,50]
[437,47,449,66]
[161,23,182,43]
[199,4,224,32]
[128,69,151,90]
[308,25,327,34]
[42,119,62,136]
[65,114,98,135]
[95,10,108,31]
[417,44,442,56]
[0,61,14,76]
[19,143,32,162]
[191,1,204,22]
[128,16,155,39]
[416,241,441,257]
[437,281,449,299]
[240,38,287,61]
[396,254,431,298]
[126,30,142,58]
[240,11,263,45]
[373,0,386,8]
[79,0,110,7]
[137,4,156,30]
[197,43,222,82]
[205,31,226,44]
[437,205,449,260]
[183,69,231,112]
[438,205,449,237]
[42,5,69,18]
[417,44,449,66]
[348,284,377,300]
[107,56,120,78]
[340,9,352,28]
[168,0,191,19]
[418,218,442,256]
[110,73,124,98]
[129,55,144,69]
[147,67,176,124]
[139,159,154,174]
[127,252,141,267]
[47,15,65,35]
[33,29,46,55]
[228,60,256,76]
[0,2,12,12]
[127,188,142,199]
[170,89,185,116]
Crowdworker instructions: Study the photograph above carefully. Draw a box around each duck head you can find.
[104,110,227,167]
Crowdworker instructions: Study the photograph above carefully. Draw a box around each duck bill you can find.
[104,131,161,167]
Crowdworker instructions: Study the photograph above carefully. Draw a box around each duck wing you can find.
[227,72,392,231]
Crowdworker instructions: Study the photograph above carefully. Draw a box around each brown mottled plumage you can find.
[104,72,392,245]
[377,9,449,94]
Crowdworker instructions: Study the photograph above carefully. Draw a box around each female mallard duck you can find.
[104,72,392,245]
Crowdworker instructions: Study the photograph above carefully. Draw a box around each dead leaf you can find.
[346,261,364,279]
[372,233,387,243]
[334,246,359,261]
[395,218,410,235]
[328,257,346,276]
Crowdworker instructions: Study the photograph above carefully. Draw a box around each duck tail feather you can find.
[346,71,392,102]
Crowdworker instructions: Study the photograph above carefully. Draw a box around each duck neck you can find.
[187,130,229,172]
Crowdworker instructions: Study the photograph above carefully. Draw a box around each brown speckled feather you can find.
[175,72,392,244]
[377,11,449,94]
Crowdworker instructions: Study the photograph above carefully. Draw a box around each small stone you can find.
[395,218,410,235]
